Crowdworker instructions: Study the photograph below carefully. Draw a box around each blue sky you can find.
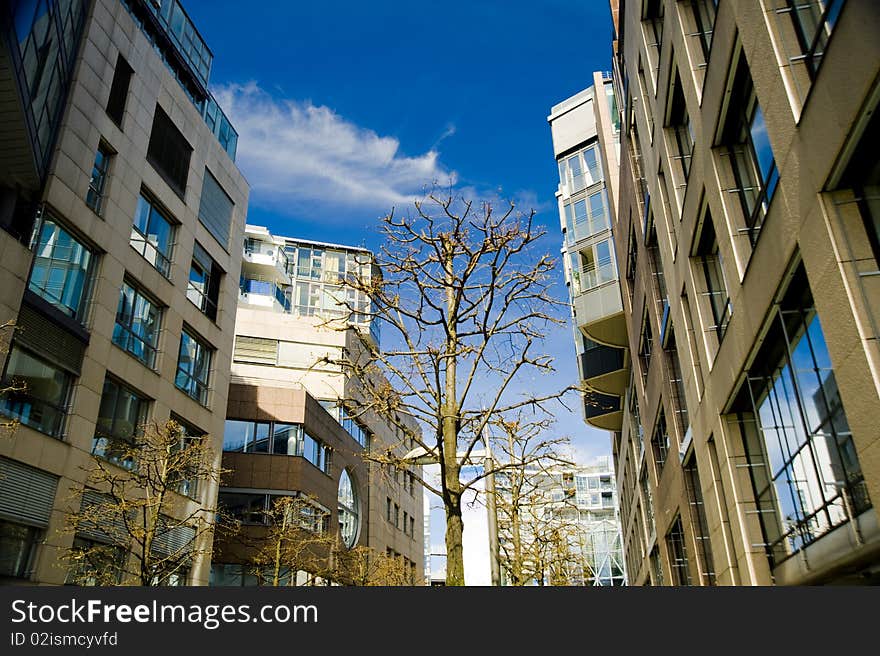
[188,0,616,463]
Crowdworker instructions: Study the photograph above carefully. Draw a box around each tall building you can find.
[548,73,629,436]
[496,457,626,586]
[211,225,424,585]
[610,0,880,584]
[0,0,247,585]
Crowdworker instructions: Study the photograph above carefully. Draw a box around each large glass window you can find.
[175,328,212,406]
[695,211,731,340]
[147,105,191,197]
[570,238,615,294]
[105,54,132,126]
[736,263,871,566]
[558,143,602,195]
[187,241,221,321]
[666,70,693,184]
[785,0,844,80]
[666,515,692,585]
[92,376,149,470]
[131,193,174,278]
[28,216,95,322]
[0,520,41,580]
[683,455,716,586]
[338,470,359,549]
[721,50,779,244]
[222,420,329,469]
[65,536,127,586]
[0,344,71,437]
[113,280,161,368]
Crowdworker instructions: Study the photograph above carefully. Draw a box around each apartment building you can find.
[0,0,247,585]
[210,226,424,585]
[497,457,627,586]
[610,0,880,584]
[548,72,629,436]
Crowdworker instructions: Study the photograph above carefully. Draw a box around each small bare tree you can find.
[61,419,224,586]
[491,416,570,585]
[330,192,576,585]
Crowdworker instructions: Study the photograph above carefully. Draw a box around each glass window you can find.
[0,520,41,579]
[187,241,221,321]
[736,263,871,566]
[147,105,191,197]
[667,70,693,183]
[651,409,669,472]
[683,456,716,585]
[175,328,212,406]
[0,344,71,437]
[785,0,844,80]
[113,281,161,368]
[86,143,111,214]
[105,54,132,126]
[222,420,305,456]
[217,492,266,525]
[695,212,731,339]
[92,376,149,470]
[338,469,359,548]
[131,193,174,278]
[28,216,95,322]
[721,50,779,244]
[65,536,126,586]
[666,516,692,585]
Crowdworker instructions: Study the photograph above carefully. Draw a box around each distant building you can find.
[496,456,626,586]
[211,225,424,585]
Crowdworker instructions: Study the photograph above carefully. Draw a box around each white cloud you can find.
[214,82,456,218]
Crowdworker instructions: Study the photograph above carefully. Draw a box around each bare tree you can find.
[61,419,224,585]
[330,192,576,585]
[491,416,570,585]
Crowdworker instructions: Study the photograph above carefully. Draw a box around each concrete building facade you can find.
[0,0,247,585]
[610,0,880,585]
[211,226,424,585]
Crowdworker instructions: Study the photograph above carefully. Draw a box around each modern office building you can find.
[211,225,424,585]
[0,0,247,585]
[609,0,880,584]
[548,72,629,436]
[496,456,627,586]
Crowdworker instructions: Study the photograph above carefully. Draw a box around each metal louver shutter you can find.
[233,335,278,364]
[198,169,234,249]
[77,490,130,545]
[16,304,86,375]
[152,516,195,556]
[0,457,59,527]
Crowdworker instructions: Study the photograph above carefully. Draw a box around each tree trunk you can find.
[444,493,465,586]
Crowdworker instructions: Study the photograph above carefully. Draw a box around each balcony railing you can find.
[573,260,616,295]
[240,276,291,312]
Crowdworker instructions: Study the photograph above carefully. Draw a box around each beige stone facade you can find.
[0,0,247,585]
[611,0,880,585]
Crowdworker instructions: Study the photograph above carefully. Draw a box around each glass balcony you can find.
[240,276,291,312]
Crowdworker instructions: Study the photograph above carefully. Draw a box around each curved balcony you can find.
[572,279,627,347]
[583,390,622,432]
[580,343,628,396]
[242,240,291,284]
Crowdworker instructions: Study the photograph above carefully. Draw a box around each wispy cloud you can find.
[214,81,457,218]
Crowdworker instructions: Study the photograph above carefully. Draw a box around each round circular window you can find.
[337,469,359,548]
